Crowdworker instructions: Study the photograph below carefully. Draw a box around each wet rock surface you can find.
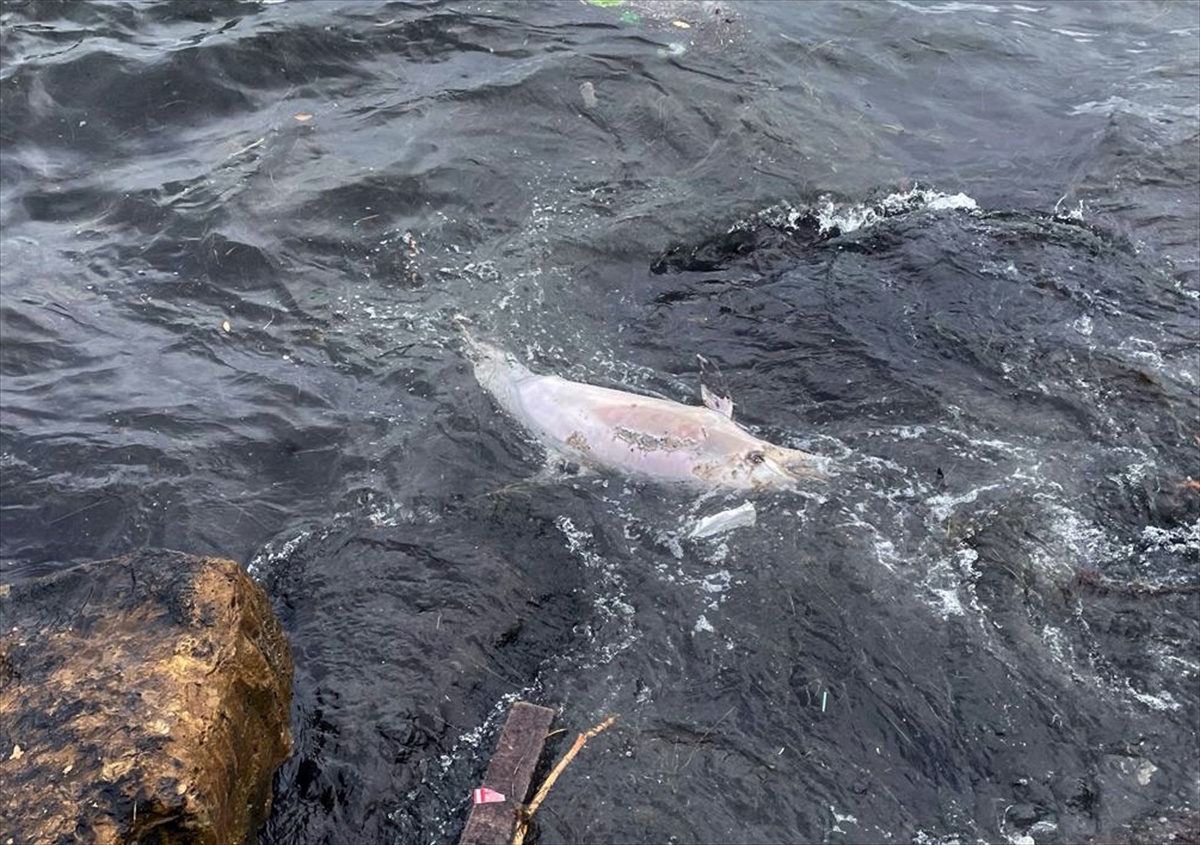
[0,549,293,845]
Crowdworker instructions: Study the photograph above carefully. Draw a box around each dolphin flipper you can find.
[698,355,735,419]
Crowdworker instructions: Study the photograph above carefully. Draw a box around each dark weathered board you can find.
[458,701,556,845]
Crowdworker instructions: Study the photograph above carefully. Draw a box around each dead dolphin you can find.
[460,327,829,491]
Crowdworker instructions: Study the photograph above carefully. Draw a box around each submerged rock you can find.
[0,549,293,845]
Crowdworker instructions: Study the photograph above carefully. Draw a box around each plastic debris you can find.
[688,501,756,539]
[470,787,506,805]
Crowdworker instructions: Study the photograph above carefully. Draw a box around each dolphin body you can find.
[461,329,829,491]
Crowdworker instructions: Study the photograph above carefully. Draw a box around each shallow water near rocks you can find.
[2,1,1197,843]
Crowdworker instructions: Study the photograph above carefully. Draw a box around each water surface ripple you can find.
[1,2,1197,843]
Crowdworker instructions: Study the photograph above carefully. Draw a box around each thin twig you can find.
[681,705,735,771]
[512,715,616,845]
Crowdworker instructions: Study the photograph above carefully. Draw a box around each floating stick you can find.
[512,715,617,845]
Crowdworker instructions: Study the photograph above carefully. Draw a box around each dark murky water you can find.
[2,1,1197,843]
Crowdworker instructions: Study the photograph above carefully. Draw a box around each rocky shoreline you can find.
[0,550,293,845]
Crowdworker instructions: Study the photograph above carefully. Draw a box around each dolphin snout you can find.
[782,450,832,481]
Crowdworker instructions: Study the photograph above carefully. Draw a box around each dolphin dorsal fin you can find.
[697,355,735,419]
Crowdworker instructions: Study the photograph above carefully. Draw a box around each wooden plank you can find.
[459,701,556,845]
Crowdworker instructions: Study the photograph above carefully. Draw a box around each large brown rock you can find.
[0,549,293,845]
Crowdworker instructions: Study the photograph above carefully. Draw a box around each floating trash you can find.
[688,501,757,539]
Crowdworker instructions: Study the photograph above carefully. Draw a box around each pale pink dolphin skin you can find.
[460,326,830,491]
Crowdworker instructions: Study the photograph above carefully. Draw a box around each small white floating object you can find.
[579,81,598,109]
[688,501,757,539]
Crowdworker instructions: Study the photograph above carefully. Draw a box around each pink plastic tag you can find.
[472,787,507,805]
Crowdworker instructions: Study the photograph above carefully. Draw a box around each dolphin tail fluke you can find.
[451,313,491,363]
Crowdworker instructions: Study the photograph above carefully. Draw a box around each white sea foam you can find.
[1125,683,1181,712]
[734,187,979,240]
[923,547,981,619]
[814,188,979,237]
[890,1,1001,15]
[1141,522,1200,557]
[925,485,999,527]
[557,515,638,666]
[247,528,320,579]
